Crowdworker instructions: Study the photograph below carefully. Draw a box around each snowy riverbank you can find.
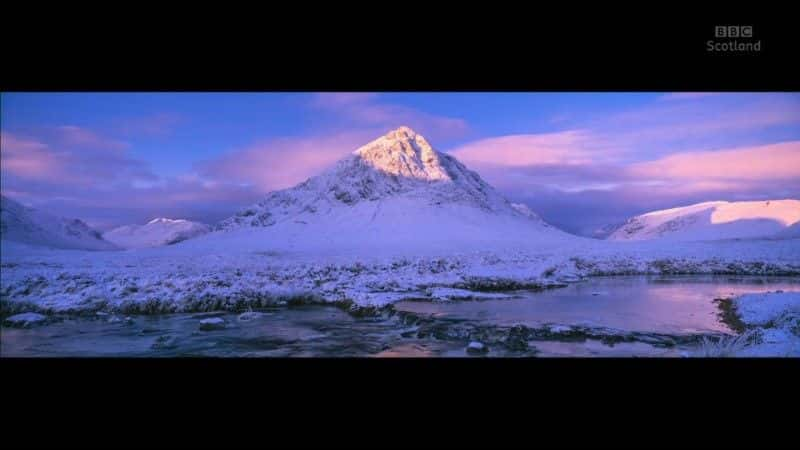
[2,236,798,316]
[733,291,800,357]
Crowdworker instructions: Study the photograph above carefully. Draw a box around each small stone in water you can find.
[4,312,48,328]
[151,335,178,349]
[238,311,263,322]
[549,324,572,334]
[466,341,488,355]
[199,317,226,331]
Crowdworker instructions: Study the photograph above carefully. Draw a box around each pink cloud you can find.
[309,93,469,142]
[1,128,155,188]
[598,94,800,147]
[0,133,65,179]
[445,129,800,202]
[449,130,603,167]
[120,178,259,206]
[55,125,130,151]
[630,141,800,181]
[200,131,377,192]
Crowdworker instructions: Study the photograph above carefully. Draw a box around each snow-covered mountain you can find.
[607,200,800,242]
[0,195,119,250]
[104,218,211,249]
[213,126,565,252]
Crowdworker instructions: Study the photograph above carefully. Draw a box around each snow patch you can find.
[466,341,488,355]
[426,287,516,301]
[734,291,800,327]
[4,312,48,328]
[199,317,226,330]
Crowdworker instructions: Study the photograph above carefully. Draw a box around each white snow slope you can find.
[104,218,211,249]
[1,128,799,321]
[608,200,800,242]
[0,195,119,251]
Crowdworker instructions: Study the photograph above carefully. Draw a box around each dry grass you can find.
[712,297,747,333]
[692,329,759,357]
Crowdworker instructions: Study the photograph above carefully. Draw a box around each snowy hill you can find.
[0,195,119,250]
[104,218,211,249]
[607,200,800,242]
[212,126,564,253]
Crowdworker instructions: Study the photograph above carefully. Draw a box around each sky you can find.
[2,92,799,235]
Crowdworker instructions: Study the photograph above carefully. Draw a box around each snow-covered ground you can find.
[608,199,800,242]
[2,235,798,315]
[730,291,800,357]
[103,218,210,249]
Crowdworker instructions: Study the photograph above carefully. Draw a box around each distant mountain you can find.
[213,126,568,252]
[104,218,210,249]
[0,195,119,250]
[607,200,800,241]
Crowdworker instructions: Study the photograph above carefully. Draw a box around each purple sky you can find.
[1,92,799,235]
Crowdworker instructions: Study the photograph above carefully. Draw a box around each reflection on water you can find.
[2,276,798,357]
[395,275,800,335]
[534,340,680,357]
[374,343,437,357]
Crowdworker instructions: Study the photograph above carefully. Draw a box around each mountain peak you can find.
[147,218,187,225]
[107,218,210,249]
[384,126,418,140]
[353,126,450,182]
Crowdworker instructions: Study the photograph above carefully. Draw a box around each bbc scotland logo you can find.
[708,25,761,52]
[715,26,753,38]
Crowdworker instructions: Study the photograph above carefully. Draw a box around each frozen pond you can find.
[395,275,800,335]
[2,275,798,357]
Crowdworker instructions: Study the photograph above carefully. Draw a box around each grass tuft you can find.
[692,329,759,357]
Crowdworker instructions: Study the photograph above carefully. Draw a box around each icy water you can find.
[0,307,418,357]
[2,275,798,357]
[395,275,800,335]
